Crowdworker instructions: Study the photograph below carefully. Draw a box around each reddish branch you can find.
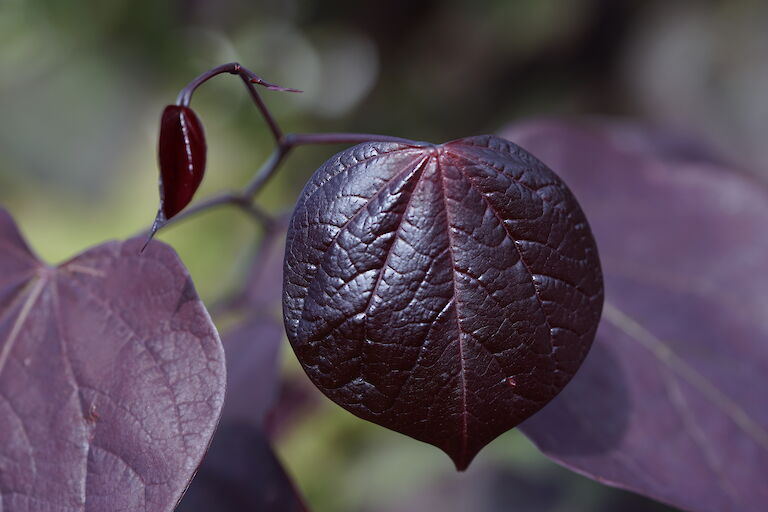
[150,63,416,237]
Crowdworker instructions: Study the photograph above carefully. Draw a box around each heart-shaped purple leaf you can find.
[283,136,603,470]
[503,119,768,512]
[0,208,225,512]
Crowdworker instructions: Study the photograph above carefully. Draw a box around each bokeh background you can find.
[1,1,765,510]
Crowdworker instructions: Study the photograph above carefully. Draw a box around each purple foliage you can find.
[282,136,603,469]
[0,209,225,511]
[504,119,768,512]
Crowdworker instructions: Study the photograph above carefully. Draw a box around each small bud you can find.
[158,105,207,220]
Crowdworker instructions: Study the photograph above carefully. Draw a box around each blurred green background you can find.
[2,1,765,510]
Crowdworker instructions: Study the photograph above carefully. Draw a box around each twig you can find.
[243,132,424,198]
[139,191,273,240]
[175,62,300,145]
[145,63,422,244]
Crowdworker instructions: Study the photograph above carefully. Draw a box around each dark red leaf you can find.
[157,105,207,221]
[503,119,768,512]
[0,208,225,511]
[282,136,603,470]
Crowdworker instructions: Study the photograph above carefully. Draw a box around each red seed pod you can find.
[158,105,207,220]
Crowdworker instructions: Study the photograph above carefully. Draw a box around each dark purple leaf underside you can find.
[372,461,677,512]
[504,119,768,512]
[219,317,284,427]
[178,225,309,511]
[0,208,225,512]
[236,221,320,438]
[243,217,291,309]
[178,313,309,512]
[176,309,306,512]
[158,105,207,221]
[207,219,297,429]
[175,423,307,512]
[283,136,603,470]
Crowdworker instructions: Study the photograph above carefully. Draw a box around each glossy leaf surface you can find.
[157,105,207,221]
[503,120,768,512]
[0,208,225,512]
[283,136,603,469]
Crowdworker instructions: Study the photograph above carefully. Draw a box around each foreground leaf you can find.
[503,120,768,512]
[283,136,603,469]
[0,208,225,511]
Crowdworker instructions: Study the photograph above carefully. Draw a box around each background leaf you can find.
[219,318,284,427]
[502,119,768,512]
[242,217,291,311]
[371,459,677,512]
[175,422,308,512]
[177,222,310,510]
[0,208,225,512]
[282,137,603,470]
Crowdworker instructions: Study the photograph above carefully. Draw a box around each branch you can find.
[175,62,300,144]
[144,63,420,248]
[139,192,273,247]
[243,132,423,198]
